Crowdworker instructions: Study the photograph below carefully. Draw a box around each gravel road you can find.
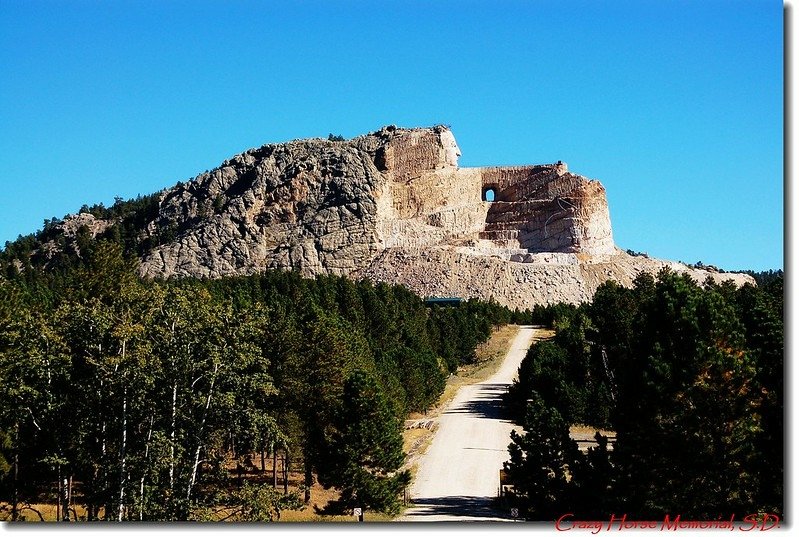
[398,326,537,522]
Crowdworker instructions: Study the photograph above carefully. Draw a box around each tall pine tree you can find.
[319,370,410,515]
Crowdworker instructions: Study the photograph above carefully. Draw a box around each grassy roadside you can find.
[247,325,531,522]
[439,324,524,412]
[401,324,530,476]
[397,325,555,520]
[438,324,554,411]
[277,327,530,522]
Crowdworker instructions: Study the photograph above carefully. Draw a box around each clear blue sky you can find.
[0,0,783,271]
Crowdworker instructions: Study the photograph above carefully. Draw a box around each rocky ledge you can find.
[63,126,757,308]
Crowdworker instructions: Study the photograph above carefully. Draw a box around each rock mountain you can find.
[56,126,753,309]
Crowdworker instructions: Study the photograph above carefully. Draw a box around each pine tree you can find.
[611,270,767,517]
[504,396,582,520]
[319,370,410,515]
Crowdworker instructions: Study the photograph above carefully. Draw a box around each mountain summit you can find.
[35,126,753,308]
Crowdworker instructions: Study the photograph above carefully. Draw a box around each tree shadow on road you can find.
[443,383,511,421]
[403,495,512,520]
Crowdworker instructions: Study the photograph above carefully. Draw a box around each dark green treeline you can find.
[0,241,511,520]
[504,270,783,520]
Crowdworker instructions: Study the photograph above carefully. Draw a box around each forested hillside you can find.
[1,203,782,522]
[0,194,163,278]
[0,240,512,521]
[504,270,783,520]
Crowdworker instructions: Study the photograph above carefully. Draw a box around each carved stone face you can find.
[440,130,461,167]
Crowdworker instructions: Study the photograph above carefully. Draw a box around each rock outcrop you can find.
[121,125,752,308]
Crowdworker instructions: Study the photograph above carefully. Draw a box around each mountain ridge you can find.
[3,125,754,308]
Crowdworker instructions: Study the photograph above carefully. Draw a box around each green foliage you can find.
[0,244,511,519]
[506,306,614,428]
[505,269,783,519]
[0,193,163,280]
[384,346,445,413]
[0,431,10,477]
[318,370,410,515]
[737,269,783,287]
[504,396,581,520]
[426,299,501,371]
[199,481,303,521]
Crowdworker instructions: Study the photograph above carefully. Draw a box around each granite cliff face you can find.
[113,125,749,308]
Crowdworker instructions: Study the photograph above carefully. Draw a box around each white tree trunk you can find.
[169,382,177,492]
[186,363,219,503]
[117,384,127,521]
[139,413,154,520]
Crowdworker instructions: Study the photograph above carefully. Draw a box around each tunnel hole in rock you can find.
[482,187,497,202]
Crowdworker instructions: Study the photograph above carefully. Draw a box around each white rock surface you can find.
[54,125,749,308]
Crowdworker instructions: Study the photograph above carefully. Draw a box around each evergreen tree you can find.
[611,271,765,517]
[1,232,514,520]
[319,370,410,515]
[504,396,582,520]
[505,269,783,519]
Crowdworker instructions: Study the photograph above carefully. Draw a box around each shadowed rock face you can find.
[127,125,751,308]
